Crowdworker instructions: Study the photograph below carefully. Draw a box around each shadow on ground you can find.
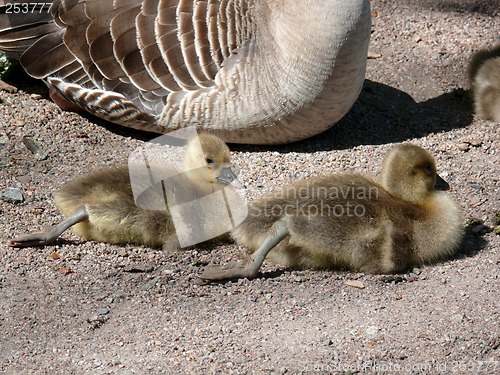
[455,222,491,259]
[237,79,473,153]
[410,0,500,17]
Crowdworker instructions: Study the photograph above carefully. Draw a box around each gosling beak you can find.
[434,173,450,191]
[217,167,243,189]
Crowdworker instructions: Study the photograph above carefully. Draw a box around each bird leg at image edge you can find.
[201,220,289,281]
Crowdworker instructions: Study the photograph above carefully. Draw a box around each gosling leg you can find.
[201,219,289,281]
[7,206,88,248]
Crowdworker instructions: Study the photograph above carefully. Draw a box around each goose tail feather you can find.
[48,77,164,133]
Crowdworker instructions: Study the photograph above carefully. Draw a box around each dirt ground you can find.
[0,1,499,374]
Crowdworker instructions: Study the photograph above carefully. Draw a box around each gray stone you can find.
[2,188,24,203]
[97,307,109,315]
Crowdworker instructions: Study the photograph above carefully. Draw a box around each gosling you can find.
[201,144,464,281]
[468,44,500,122]
[8,133,242,249]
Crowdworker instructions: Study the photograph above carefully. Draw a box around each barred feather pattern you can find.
[0,0,371,144]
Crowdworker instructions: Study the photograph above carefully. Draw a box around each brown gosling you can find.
[468,44,500,122]
[8,134,242,249]
[201,144,464,281]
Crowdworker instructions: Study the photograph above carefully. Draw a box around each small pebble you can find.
[141,280,156,291]
[2,188,24,203]
[0,133,8,144]
[33,151,48,161]
[32,166,48,174]
[50,252,61,260]
[366,326,379,336]
[367,51,382,59]
[97,307,110,315]
[124,264,154,273]
[456,143,469,151]
[406,273,419,282]
[469,197,486,207]
[15,175,31,185]
[22,136,48,161]
[163,269,179,275]
[59,266,72,275]
[344,280,365,289]
[467,139,482,147]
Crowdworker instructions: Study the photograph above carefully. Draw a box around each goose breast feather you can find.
[0,0,371,144]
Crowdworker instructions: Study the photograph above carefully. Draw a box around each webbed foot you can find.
[200,219,290,283]
[8,230,57,248]
[8,206,88,248]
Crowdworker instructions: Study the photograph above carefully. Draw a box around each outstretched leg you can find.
[201,220,289,281]
[8,206,88,248]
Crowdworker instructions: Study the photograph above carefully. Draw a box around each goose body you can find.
[8,133,243,248]
[0,0,371,144]
[468,44,500,123]
[202,144,464,281]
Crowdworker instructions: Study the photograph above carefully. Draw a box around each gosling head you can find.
[184,133,242,189]
[381,144,449,205]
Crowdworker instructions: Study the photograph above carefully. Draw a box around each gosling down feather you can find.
[0,0,371,144]
[8,133,243,248]
[201,144,464,281]
[468,44,500,123]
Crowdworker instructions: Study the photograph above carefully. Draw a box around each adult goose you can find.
[0,0,371,144]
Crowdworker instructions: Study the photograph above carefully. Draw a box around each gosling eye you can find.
[422,163,434,176]
[205,158,214,165]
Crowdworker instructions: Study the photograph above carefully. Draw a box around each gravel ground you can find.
[1,1,499,374]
